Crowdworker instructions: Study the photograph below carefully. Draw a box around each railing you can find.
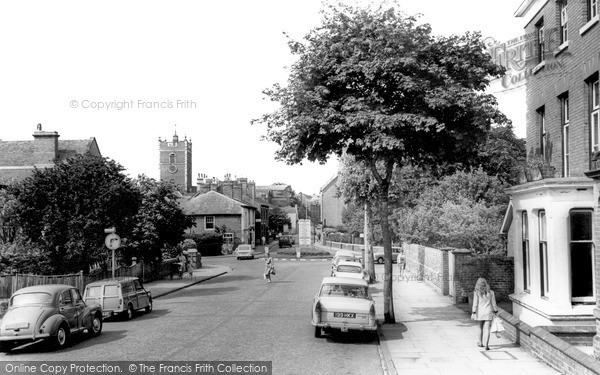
[323,241,402,253]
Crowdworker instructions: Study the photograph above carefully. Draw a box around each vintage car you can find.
[332,260,367,280]
[373,247,403,264]
[236,244,255,260]
[330,250,362,276]
[278,235,295,248]
[311,277,377,339]
[83,277,152,320]
[0,284,103,351]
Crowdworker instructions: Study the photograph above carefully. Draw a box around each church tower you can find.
[159,129,192,193]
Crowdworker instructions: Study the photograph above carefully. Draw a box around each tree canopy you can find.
[268,207,292,234]
[5,154,192,275]
[256,2,507,322]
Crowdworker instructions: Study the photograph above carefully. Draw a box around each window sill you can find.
[580,14,599,36]
[553,41,569,57]
[533,61,546,75]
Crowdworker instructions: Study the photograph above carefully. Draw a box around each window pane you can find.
[522,212,528,239]
[540,211,546,240]
[571,242,593,297]
[571,211,592,240]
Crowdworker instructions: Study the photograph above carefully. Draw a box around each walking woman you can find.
[264,252,275,283]
[471,277,498,350]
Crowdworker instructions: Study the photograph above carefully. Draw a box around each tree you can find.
[476,125,526,185]
[394,168,508,254]
[268,206,292,234]
[255,3,506,322]
[10,154,141,274]
[126,175,194,268]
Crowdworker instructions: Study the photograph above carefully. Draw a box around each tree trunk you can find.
[379,195,395,323]
[364,202,376,284]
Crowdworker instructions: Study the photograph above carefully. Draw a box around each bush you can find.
[184,233,223,256]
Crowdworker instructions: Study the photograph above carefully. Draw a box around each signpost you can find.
[104,228,121,279]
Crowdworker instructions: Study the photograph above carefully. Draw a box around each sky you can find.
[0,0,527,195]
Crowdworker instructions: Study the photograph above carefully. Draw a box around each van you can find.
[83,277,152,320]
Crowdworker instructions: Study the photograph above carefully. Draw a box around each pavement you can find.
[372,265,560,375]
[145,263,232,298]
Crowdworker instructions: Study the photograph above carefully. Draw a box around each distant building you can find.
[281,205,298,233]
[320,175,345,228]
[254,183,295,207]
[159,131,193,194]
[179,190,257,246]
[0,124,101,185]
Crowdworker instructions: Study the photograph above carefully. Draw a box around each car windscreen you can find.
[320,284,368,299]
[336,265,362,273]
[11,292,53,307]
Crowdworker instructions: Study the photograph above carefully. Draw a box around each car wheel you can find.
[54,323,69,348]
[237,257,241,260]
[314,326,322,338]
[88,313,103,336]
[0,342,12,353]
[124,304,135,320]
[377,257,384,264]
[145,300,153,313]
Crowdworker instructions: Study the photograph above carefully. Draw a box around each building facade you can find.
[503,0,600,351]
[159,132,192,194]
[0,125,101,185]
[320,175,345,228]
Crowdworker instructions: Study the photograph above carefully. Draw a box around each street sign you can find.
[105,233,121,250]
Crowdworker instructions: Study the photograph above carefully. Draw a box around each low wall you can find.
[402,244,514,303]
[500,309,600,375]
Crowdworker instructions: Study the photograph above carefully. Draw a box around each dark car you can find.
[0,284,103,351]
[279,235,294,248]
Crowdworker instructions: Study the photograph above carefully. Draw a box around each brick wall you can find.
[500,309,600,375]
[524,0,600,177]
[189,215,241,240]
[403,244,514,303]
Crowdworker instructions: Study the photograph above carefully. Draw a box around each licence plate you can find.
[6,322,29,330]
[334,312,356,319]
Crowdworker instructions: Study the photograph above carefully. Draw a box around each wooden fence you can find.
[0,260,172,299]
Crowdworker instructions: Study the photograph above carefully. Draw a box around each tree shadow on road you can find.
[157,287,239,299]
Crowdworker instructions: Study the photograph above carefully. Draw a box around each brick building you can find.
[0,124,101,185]
[159,131,193,194]
[501,0,600,352]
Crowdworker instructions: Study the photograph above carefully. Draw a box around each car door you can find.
[70,288,86,329]
[133,279,149,309]
[59,290,77,330]
[122,282,138,310]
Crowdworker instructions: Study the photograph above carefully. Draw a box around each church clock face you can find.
[168,164,178,173]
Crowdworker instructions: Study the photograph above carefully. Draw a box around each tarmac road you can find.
[1,255,384,375]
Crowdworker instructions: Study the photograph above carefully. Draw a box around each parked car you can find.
[331,250,362,276]
[0,284,103,351]
[333,260,367,280]
[83,277,152,320]
[236,244,255,260]
[373,248,403,264]
[311,277,377,339]
[279,235,295,248]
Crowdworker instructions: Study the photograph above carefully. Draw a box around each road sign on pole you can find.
[105,232,121,278]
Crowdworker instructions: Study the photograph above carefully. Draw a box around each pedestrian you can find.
[471,277,498,350]
[264,252,275,283]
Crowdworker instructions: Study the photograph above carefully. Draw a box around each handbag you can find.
[491,316,504,338]
[271,267,276,276]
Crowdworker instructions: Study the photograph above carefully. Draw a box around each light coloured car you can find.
[311,277,377,339]
[0,284,103,351]
[83,277,152,320]
[236,244,255,260]
[373,248,403,264]
[331,251,362,276]
[333,260,367,280]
